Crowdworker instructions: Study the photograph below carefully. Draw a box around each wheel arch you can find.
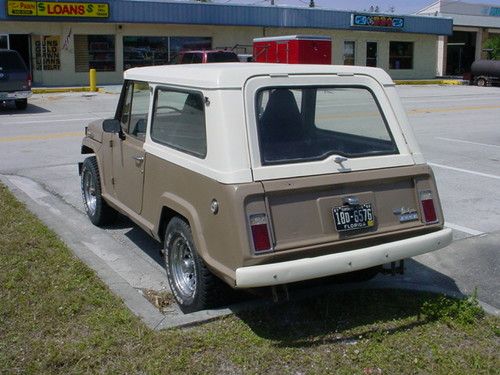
[156,194,207,257]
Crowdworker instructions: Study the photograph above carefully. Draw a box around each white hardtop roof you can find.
[124,63,394,89]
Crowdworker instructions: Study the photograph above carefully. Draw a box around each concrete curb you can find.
[395,79,466,85]
[32,87,110,94]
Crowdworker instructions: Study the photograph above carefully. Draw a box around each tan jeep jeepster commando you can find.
[79,63,452,312]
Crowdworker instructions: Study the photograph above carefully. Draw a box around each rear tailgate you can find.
[0,71,28,92]
[261,165,443,253]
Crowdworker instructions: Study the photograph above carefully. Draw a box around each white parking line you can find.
[435,137,500,149]
[428,162,500,181]
[445,222,485,236]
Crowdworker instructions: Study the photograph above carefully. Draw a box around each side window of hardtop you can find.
[150,87,207,158]
[117,80,150,141]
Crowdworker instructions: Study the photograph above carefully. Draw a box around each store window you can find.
[366,42,377,67]
[343,41,355,65]
[168,37,212,61]
[389,41,413,70]
[123,36,169,70]
[74,35,115,72]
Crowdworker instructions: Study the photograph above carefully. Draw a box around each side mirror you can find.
[102,119,121,133]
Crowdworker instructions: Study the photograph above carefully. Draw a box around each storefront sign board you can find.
[351,14,404,28]
[7,1,109,18]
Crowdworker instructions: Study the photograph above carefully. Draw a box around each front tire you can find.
[81,156,115,226]
[15,99,27,110]
[164,217,223,313]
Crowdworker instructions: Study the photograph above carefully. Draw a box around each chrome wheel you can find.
[82,169,97,215]
[170,234,196,298]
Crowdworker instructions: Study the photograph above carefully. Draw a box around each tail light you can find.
[249,214,272,252]
[27,73,32,88]
[420,190,438,224]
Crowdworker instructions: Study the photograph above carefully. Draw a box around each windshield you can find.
[256,86,398,165]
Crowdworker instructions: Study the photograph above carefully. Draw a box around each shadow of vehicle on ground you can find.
[0,102,51,114]
[106,215,467,328]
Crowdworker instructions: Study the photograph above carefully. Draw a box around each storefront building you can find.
[418,0,500,76]
[1,0,452,86]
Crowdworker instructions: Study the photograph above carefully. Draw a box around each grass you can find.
[0,183,499,374]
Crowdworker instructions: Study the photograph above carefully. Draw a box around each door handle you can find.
[132,155,144,162]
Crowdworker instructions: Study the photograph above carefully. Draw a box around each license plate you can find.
[333,204,375,232]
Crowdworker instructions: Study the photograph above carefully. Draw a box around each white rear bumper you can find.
[235,228,452,288]
[0,91,32,100]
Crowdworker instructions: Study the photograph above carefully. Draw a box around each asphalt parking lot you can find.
[1,84,499,327]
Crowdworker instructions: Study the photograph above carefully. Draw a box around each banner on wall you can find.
[7,1,109,18]
[35,36,61,71]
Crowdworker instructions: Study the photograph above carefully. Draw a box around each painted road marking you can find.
[409,104,500,114]
[435,137,500,149]
[0,131,83,143]
[428,162,500,181]
[445,222,485,236]
[5,117,97,125]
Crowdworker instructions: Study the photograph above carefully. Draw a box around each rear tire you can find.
[15,99,27,110]
[81,156,116,226]
[164,217,223,313]
[476,77,487,87]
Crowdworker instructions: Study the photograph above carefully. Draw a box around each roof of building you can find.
[124,63,395,89]
[2,0,453,35]
[417,1,500,29]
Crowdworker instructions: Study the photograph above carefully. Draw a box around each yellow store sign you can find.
[7,1,109,18]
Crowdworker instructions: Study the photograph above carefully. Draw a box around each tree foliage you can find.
[483,35,500,60]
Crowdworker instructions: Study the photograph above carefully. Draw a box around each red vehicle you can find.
[253,35,332,65]
[169,50,239,64]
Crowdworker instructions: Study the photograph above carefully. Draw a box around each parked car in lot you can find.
[0,49,32,110]
[169,50,239,64]
[79,63,452,312]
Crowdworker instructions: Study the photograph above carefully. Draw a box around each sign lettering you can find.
[490,7,500,17]
[35,36,61,70]
[351,14,404,28]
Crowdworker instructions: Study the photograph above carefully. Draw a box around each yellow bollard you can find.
[89,68,97,92]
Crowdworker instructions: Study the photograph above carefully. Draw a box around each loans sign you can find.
[7,1,109,18]
[351,14,404,28]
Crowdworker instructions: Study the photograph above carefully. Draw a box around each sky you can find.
[201,0,500,14]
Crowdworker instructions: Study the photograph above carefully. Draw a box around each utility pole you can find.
[270,0,275,5]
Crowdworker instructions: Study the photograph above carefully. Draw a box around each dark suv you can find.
[169,50,239,64]
[0,49,32,110]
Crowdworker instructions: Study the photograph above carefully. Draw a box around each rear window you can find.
[206,52,239,63]
[0,51,27,71]
[256,87,398,165]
